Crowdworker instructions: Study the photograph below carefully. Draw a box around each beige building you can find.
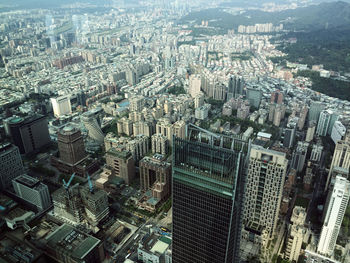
[129,95,145,112]
[326,132,350,189]
[189,74,202,98]
[106,148,135,185]
[151,134,169,155]
[243,145,288,239]
[305,121,316,143]
[285,206,307,262]
[117,117,133,136]
[133,121,153,137]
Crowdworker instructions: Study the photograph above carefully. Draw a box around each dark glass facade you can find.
[172,137,247,263]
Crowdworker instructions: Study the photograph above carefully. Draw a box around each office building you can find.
[194,92,205,109]
[309,101,324,123]
[317,176,350,256]
[172,126,247,263]
[140,154,171,202]
[13,174,51,211]
[195,104,210,120]
[82,110,104,144]
[306,121,316,143]
[246,87,262,108]
[243,145,288,240]
[285,206,307,262]
[45,223,105,263]
[106,147,135,184]
[283,124,296,148]
[6,114,51,155]
[0,143,24,190]
[50,95,72,117]
[327,133,350,189]
[316,109,337,137]
[291,141,309,172]
[57,126,87,166]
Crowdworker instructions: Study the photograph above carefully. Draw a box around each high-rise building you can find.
[326,133,350,189]
[6,114,51,155]
[57,126,87,166]
[140,154,171,201]
[189,74,202,97]
[129,95,145,112]
[105,148,135,184]
[12,174,51,211]
[50,95,72,117]
[172,126,248,263]
[82,109,104,144]
[291,141,309,172]
[270,90,283,104]
[243,145,288,240]
[151,134,169,155]
[309,101,324,124]
[305,121,316,143]
[317,176,350,256]
[310,144,323,163]
[228,75,244,99]
[246,87,262,108]
[0,143,24,190]
[331,121,346,144]
[284,206,307,262]
[283,123,296,148]
[316,109,338,137]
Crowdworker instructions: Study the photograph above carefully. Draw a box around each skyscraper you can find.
[291,141,309,172]
[316,110,333,137]
[243,145,288,240]
[57,126,87,166]
[0,143,24,190]
[317,176,350,256]
[6,114,51,155]
[172,126,248,263]
[82,110,104,144]
[326,133,350,189]
[228,75,244,99]
[13,174,51,211]
[309,101,324,123]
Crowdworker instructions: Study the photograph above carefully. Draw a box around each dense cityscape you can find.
[1,0,350,263]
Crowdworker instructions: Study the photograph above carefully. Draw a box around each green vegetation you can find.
[189,27,226,37]
[296,70,350,101]
[338,205,350,246]
[168,85,186,95]
[206,98,225,109]
[177,40,197,47]
[295,196,310,209]
[218,115,280,140]
[102,119,117,135]
[53,22,73,35]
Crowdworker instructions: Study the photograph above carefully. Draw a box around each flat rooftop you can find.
[46,223,101,260]
[14,175,40,188]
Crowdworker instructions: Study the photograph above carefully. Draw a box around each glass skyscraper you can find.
[172,129,248,263]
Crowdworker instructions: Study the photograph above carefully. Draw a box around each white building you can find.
[189,74,201,98]
[317,176,350,256]
[285,206,307,262]
[12,174,51,211]
[50,95,72,117]
[195,104,211,120]
[310,144,323,163]
[331,121,346,144]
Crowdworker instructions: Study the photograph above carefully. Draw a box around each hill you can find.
[181,1,350,31]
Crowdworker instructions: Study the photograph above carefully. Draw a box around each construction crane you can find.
[87,173,94,194]
[63,173,75,190]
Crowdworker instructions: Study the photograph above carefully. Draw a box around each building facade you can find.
[317,176,350,256]
[0,143,24,190]
[172,133,247,263]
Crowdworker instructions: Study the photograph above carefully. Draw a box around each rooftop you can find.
[46,223,101,260]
